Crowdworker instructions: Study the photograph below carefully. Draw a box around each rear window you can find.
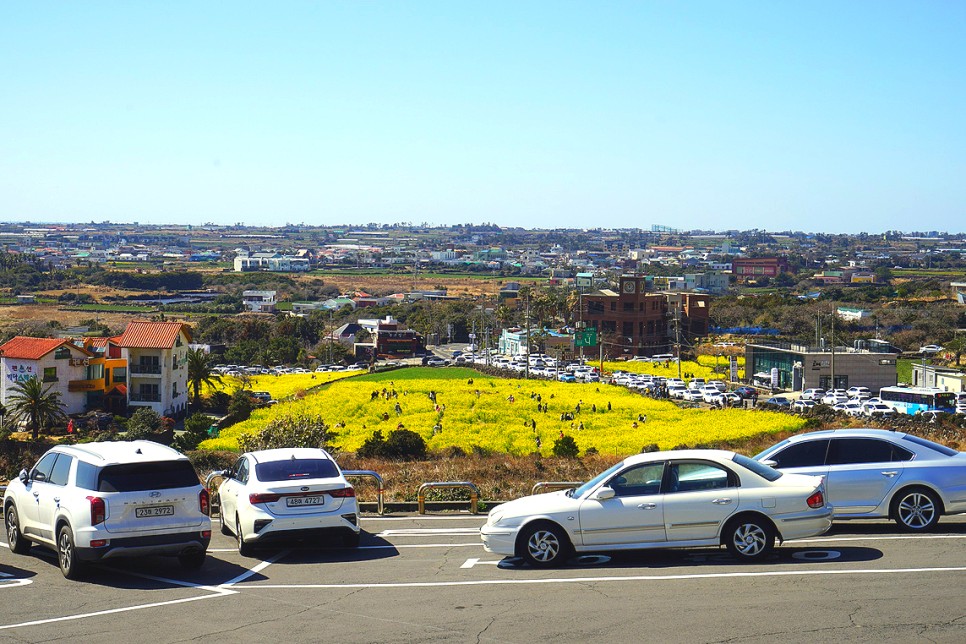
[255,458,339,482]
[97,460,200,492]
[901,434,959,457]
[733,453,783,482]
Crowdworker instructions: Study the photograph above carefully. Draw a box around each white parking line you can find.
[219,550,288,588]
[0,579,33,589]
[790,534,966,544]
[232,565,966,590]
[0,591,229,631]
[375,528,482,537]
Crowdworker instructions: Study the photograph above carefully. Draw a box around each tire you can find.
[57,525,84,580]
[518,522,571,568]
[179,550,206,570]
[724,516,775,562]
[892,488,941,532]
[236,516,253,557]
[343,530,361,548]
[5,504,31,555]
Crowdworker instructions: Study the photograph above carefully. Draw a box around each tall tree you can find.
[186,347,222,404]
[7,377,67,440]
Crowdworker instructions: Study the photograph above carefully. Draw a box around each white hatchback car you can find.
[3,441,211,579]
[216,448,360,555]
[481,450,831,566]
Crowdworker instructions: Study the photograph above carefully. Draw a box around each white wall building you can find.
[116,322,191,417]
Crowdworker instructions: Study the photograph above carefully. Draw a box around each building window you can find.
[112,367,127,384]
[610,302,616,311]
[623,322,633,337]
[43,367,58,382]
[587,301,604,315]
[623,302,634,312]
[54,347,71,360]
[603,321,616,333]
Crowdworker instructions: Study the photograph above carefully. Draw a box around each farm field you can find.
[200,367,803,455]
[602,355,745,381]
[205,371,356,401]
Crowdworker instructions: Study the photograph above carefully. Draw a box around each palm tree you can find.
[186,347,222,404]
[7,377,67,440]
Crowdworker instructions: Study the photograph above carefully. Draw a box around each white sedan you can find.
[481,450,832,567]
[215,448,360,555]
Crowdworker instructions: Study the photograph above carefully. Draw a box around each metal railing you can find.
[129,392,161,402]
[417,481,479,514]
[531,481,581,495]
[130,364,162,374]
[343,469,385,515]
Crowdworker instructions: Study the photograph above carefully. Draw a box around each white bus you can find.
[878,386,957,415]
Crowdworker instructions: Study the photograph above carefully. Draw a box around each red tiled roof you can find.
[116,322,192,349]
[0,336,82,360]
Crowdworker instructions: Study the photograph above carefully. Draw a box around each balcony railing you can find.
[130,364,162,375]
[129,392,161,403]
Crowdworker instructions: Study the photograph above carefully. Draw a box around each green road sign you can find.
[574,328,598,347]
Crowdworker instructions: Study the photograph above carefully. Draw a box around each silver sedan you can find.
[755,429,966,531]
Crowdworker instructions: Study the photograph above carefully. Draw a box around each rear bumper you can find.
[77,530,211,562]
[774,507,834,541]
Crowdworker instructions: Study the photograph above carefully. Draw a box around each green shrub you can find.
[238,412,332,452]
[552,436,579,458]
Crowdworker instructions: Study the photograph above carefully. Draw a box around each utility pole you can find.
[830,309,836,390]
[524,288,530,380]
[673,304,683,380]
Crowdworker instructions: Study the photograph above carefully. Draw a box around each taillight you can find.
[807,491,825,509]
[328,487,355,498]
[249,493,281,504]
[88,496,106,525]
[199,489,210,516]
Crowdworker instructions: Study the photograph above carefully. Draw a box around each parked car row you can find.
[7,430,964,578]
[481,429,966,567]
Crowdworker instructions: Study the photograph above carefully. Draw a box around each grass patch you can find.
[354,367,488,382]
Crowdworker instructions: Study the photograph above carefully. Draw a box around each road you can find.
[2,515,964,643]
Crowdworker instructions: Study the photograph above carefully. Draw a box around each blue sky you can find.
[2,2,964,233]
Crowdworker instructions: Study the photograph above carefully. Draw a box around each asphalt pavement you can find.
[2,514,965,642]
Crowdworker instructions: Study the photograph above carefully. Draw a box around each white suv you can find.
[3,441,211,579]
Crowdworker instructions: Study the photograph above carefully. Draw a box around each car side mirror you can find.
[32,471,46,482]
[592,487,616,501]
[761,459,778,468]
[19,469,28,483]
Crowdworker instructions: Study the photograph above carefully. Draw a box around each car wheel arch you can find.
[514,518,573,557]
[889,484,945,520]
[720,511,781,545]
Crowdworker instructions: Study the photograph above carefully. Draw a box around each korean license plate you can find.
[286,496,324,507]
[135,505,174,518]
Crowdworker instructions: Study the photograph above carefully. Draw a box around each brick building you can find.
[580,275,710,358]
[732,257,789,282]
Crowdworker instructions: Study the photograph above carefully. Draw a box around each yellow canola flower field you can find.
[200,372,801,456]
[602,359,745,381]
[204,371,355,401]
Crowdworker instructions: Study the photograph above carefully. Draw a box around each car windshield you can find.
[98,461,200,492]
[255,458,340,482]
[901,434,959,457]
[733,453,782,481]
[572,460,626,498]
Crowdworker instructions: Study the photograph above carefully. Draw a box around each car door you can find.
[35,454,73,541]
[578,462,667,546]
[661,460,739,543]
[824,438,911,514]
[218,457,248,524]
[19,452,60,540]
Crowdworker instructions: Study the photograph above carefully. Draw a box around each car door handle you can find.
[880,471,898,478]
[32,491,40,498]
[637,503,657,510]
[712,498,733,505]
[53,497,60,503]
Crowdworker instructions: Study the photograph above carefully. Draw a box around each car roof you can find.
[782,428,908,442]
[246,447,334,463]
[621,449,737,466]
[54,440,187,465]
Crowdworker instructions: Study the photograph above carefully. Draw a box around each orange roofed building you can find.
[116,321,191,417]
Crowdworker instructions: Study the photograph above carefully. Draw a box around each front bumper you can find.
[480,525,518,557]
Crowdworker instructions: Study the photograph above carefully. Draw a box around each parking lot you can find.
[2,514,965,642]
